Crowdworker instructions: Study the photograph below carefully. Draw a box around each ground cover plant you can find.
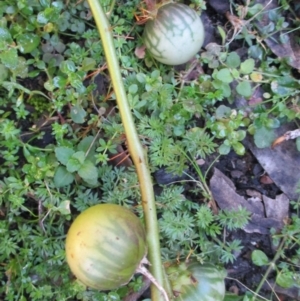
[1,0,300,300]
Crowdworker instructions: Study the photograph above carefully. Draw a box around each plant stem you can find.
[86,1,165,300]
[252,237,287,301]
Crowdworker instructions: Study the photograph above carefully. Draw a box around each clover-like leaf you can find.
[236,81,252,98]
[216,68,233,83]
[226,52,241,68]
[254,126,276,148]
[240,58,255,74]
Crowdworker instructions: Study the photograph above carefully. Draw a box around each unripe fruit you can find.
[65,204,147,290]
[143,3,205,65]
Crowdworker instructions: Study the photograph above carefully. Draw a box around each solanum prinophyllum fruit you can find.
[65,204,147,290]
[166,260,226,301]
[143,3,205,65]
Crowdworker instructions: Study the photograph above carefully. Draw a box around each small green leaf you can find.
[0,64,8,81]
[37,11,49,24]
[236,130,246,141]
[17,33,41,54]
[219,143,231,155]
[226,52,241,68]
[265,118,280,129]
[231,69,240,79]
[236,81,252,98]
[136,73,146,83]
[78,160,98,181]
[66,158,81,173]
[43,53,64,67]
[0,48,18,69]
[55,147,75,165]
[129,84,138,94]
[212,80,231,97]
[249,45,263,60]
[247,4,263,16]
[71,151,85,164]
[66,158,82,173]
[215,105,231,119]
[71,79,85,93]
[78,136,94,153]
[60,60,76,74]
[78,136,96,163]
[251,250,269,266]
[66,152,85,173]
[240,58,255,74]
[54,166,74,187]
[254,126,276,148]
[57,200,71,215]
[276,272,294,288]
[217,26,226,45]
[81,57,96,71]
[11,57,28,78]
[216,68,233,83]
[53,75,68,88]
[0,27,12,41]
[232,142,245,155]
[44,80,55,92]
[70,105,86,124]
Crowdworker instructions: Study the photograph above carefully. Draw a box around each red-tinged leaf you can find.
[135,45,146,59]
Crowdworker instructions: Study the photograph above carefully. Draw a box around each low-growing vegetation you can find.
[1,0,300,300]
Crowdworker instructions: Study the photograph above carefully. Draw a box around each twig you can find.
[272,128,300,148]
[226,276,270,301]
[136,258,170,301]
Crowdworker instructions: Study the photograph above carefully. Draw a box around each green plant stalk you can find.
[253,236,287,301]
[86,1,165,300]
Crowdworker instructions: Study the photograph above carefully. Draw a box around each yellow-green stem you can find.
[86,1,165,300]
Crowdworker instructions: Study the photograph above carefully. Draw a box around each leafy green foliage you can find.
[217,206,251,231]
[53,136,98,187]
[0,0,300,300]
[158,189,249,264]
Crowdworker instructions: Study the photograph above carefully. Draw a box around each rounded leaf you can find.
[251,250,269,266]
[276,272,294,288]
[236,81,252,98]
[216,68,233,83]
[240,58,255,74]
[254,126,276,148]
[0,48,18,69]
[17,33,41,53]
[226,52,241,68]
